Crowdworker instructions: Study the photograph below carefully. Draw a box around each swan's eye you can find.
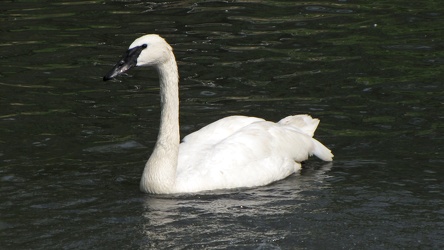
[142,44,148,49]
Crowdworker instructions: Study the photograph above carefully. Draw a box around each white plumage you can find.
[103,34,333,194]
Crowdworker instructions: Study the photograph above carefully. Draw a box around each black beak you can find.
[103,44,147,81]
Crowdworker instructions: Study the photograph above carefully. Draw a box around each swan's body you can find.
[104,34,333,194]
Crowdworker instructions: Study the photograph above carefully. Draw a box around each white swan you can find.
[103,34,333,194]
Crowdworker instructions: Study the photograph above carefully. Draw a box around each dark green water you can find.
[1,0,443,249]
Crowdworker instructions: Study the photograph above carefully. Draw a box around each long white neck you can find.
[140,53,180,194]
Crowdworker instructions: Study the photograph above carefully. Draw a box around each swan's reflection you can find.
[140,162,333,248]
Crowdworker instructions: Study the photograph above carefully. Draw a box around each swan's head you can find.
[103,34,173,81]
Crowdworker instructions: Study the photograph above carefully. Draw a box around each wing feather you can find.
[175,115,326,192]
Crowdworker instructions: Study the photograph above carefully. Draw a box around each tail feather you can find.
[312,138,334,161]
[279,114,333,162]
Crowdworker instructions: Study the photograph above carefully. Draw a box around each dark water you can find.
[1,0,443,249]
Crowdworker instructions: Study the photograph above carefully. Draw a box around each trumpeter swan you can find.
[103,34,333,194]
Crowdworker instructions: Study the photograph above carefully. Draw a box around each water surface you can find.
[1,0,443,249]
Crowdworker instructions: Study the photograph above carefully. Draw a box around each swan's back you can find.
[175,114,333,193]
